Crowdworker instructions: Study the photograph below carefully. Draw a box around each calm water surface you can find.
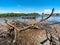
[0,16,60,24]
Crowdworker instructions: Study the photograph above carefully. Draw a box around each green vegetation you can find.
[0,13,40,17]
[0,13,60,17]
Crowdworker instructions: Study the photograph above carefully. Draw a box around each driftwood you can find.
[0,8,60,45]
[4,8,54,32]
[40,8,54,22]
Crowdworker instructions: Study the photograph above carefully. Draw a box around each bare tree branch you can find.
[40,8,54,22]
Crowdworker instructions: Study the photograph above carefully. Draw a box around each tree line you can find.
[0,13,40,17]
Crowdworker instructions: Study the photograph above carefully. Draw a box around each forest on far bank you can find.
[0,13,59,17]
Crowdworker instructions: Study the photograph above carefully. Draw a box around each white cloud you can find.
[0,7,60,14]
[0,8,21,13]
[0,9,8,13]
[54,10,60,13]
[43,9,60,14]
[43,9,52,14]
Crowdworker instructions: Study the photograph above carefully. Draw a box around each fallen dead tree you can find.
[0,8,60,45]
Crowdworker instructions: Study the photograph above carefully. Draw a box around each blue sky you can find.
[0,0,60,13]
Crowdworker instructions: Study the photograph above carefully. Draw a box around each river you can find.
[0,16,60,24]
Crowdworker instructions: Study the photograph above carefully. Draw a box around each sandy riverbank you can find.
[0,20,60,45]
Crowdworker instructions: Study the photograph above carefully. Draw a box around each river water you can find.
[0,16,60,24]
